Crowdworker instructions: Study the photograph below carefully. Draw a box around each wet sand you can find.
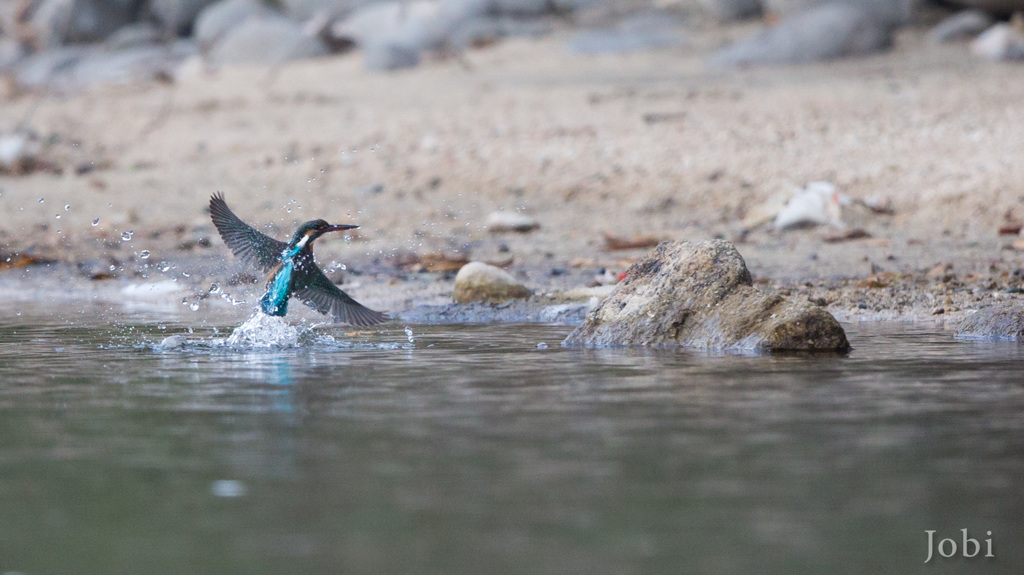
[1,25,1023,324]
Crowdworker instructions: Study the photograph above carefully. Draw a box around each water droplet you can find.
[182,272,190,278]
[536,342,549,349]
[54,214,60,219]
[37,197,44,203]
[64,204,70,211]
[158,261,171,272]
[92,218,100,226]
[209,283,220,294]
[211,479,247,498]
[139,250,150,259]
[108,264,116,271]
[404,326,415,343]
[189,302,200,311]
[121,230,133,241]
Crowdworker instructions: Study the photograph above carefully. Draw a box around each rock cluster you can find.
[0,0,593,85]
[563,240,850,352]
[3,1,1023,87]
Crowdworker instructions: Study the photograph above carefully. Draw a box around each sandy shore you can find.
[1,24,1023,324]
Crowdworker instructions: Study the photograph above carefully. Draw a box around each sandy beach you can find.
[2,23,1024,322]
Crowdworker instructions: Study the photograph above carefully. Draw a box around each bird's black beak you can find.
[325,224,359,233]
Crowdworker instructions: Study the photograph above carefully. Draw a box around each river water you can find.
[0,304,1022,574]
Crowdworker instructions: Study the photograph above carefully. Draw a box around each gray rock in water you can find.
[193,0,275,51]
[453,261,533,304]
[208,14,329,65]
[150,0,219,35]
[158,334,187,348]
[708,2,895,67]
[562,240,850,351]
[699,0,763,21]
[957,302,1024,340]
[928,9,993,44]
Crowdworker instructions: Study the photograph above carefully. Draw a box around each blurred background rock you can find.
[0,0,1022,89]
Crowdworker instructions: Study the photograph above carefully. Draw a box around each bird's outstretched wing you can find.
[209,192,288,273]
[295,269,387,326]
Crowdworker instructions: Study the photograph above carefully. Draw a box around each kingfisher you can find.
[209,193,386,326]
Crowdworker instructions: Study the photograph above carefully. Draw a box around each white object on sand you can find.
[774,181,847,231]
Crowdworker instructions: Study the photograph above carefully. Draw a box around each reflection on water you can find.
[0,305,1022,574]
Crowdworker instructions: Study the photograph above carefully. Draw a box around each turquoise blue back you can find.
[260,260,294,316]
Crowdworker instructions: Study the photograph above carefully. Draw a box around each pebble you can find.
[774,182,845,231]
[485,211,539,233]
[453,261,532,303]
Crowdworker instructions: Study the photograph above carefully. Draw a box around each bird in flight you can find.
[209,193,386,326]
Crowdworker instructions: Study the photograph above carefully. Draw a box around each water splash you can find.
[225,313,301,348]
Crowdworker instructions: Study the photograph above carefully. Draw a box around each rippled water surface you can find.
[1,304,1022,574]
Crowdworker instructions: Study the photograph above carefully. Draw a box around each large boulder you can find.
[957,302,1024,340]
[281,0,369,21]
[699,0,763,21]
[764,0,914,25]
[149,0,219,35]
[562,240,850,351]
[193,0,274,51]
[207,14,329,65]
[707,2,895,67]
[927,9,993,44]
[30,0,144,47]
[565,10,686,54]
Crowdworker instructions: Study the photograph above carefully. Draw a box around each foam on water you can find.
[224,312,302,348]
[149,312,409,352]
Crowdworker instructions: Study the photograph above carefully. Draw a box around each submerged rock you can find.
[563,240,850,351]
[957,302,1024,340]
[158,334,187,349]
[453,261,532,304]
